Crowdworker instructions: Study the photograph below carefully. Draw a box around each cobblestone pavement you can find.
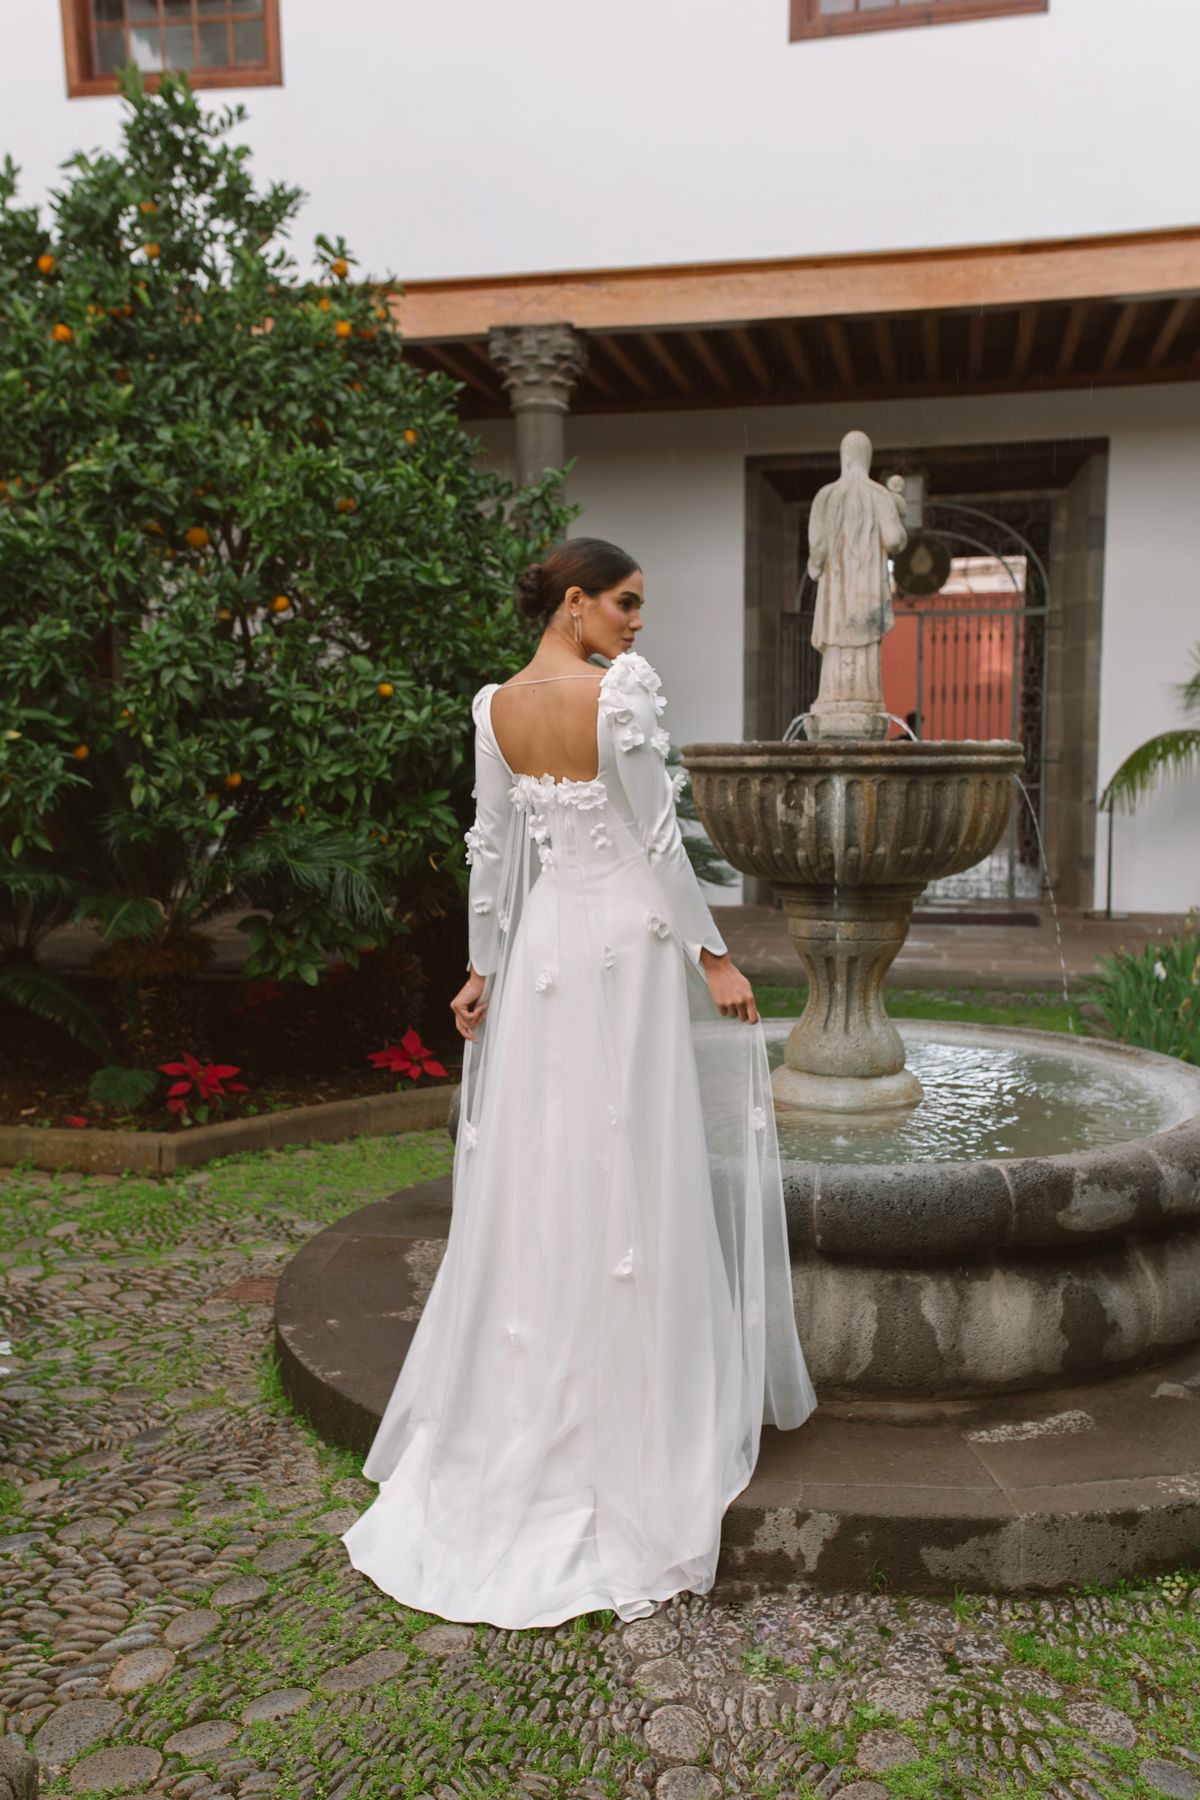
[2,1134,1199,1800]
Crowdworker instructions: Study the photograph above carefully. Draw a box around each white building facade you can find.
[10,0,1200,912]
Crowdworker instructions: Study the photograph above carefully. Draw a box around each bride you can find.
[341,537,818,1628]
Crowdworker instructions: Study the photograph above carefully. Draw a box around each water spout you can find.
[1014,773,1075,1025]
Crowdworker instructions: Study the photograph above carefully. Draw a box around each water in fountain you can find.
[1013,771,1074,1021]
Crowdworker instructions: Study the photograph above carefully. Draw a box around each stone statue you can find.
[804,430,907,741]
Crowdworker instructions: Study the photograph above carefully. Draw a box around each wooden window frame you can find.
[60,0,282,98]
[790,0,1048,41]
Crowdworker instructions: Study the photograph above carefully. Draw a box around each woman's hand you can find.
[450,967,490,1041]
[699,948,759,1023]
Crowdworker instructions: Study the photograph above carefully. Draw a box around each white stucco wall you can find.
[5,0,1199,280]
[474,383,1200,917]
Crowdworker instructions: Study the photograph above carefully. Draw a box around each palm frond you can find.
[232,827,390,927]
[1099,730,1200,814]
[1182,642,1200,717]
[0,961,110,1056]
[78,894,169,943]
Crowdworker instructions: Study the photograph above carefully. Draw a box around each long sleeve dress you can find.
[340,649,817,1628]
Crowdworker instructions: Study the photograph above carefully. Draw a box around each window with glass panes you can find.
[61,0,281,96]
[790,0,1047,40]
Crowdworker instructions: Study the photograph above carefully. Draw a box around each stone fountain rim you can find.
[764,1020,1200,1257]
[681,738,1025,768]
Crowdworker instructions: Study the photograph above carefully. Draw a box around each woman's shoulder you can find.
[599,649,667,715]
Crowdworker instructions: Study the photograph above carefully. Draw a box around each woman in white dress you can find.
[341,538,818,1628]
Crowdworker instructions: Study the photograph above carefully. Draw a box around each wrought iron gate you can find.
[778,496,1050,906]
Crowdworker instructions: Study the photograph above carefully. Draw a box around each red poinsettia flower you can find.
[64,1114,89,1129]
[160,1054,249,1115]
[367,1028,447,1082]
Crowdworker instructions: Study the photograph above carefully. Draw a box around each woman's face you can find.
[569,569,645,661]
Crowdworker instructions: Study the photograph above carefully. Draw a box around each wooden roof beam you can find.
[967,310,986,379]
[922,314,939,381]
[777,321,813,386]
[871,316,897,385]
[824,319,856,387]
[1012,306,1038,377]
[592,333,657,397]
[1101,302,1140,372]
[732,326,772,390]
[1056,302,1089,375]
[644,331,694,395]
[1147,296,1194,368]
[685,329,734,391]
[422,343,505,405]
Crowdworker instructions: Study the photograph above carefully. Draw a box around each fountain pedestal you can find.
[772,883,923,1112]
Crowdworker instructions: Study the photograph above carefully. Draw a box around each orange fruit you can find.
[336,496,357,514]
[71,744,90,761]
[375,305,388,321]
[334,320,352,340]
[331,257,349,278]
[270,595,290,613]
[37,253,55,275]
[185,526,210,551]
[297,802,306,817]
[122,303,133,316]
[194,485,207,497]
[224,771,243,789]
[139,200,157,215]
[377,682,394,698]
[120,707,132,719]
[51,323,73,343]
[350,380,363,392]
[143,242,160,259]
[216,608,232,620]
[404,428,418,445]
[318,297,331,312]
[143,520,163,535]
[114,367,130,382]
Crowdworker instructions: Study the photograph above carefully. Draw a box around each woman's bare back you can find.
[490,668,605,783]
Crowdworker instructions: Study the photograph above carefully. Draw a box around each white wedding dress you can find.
[340,650,817,1628]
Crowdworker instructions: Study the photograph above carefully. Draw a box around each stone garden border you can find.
[0,1083,457,1177]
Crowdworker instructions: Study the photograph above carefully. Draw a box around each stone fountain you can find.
[276,430,1200,1594]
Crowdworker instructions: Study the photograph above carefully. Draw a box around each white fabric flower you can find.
[611,1247,635,1280]
[462,1119,478,1150]
[602,944,615,970]
[471,897,492,914]
[506,1324,523,1349]
[464,820,485,864]
[646,911,671,938]
[497,907,510,935]
[590,820,613,850]
[607,1103,619,1124]
[616,722,644,752]
[535,965,555,993]
[537,842,555,869]
[752,1106,766,1133]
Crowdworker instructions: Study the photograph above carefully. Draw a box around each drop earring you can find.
[572,610,582,647]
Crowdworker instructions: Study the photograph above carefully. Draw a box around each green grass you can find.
[755,983,1086,1035]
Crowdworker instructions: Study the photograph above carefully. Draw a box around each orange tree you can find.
[0,67,568,1054]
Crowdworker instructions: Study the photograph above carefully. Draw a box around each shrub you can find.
[0,65,570,1050]
[1090,921,1200,1065]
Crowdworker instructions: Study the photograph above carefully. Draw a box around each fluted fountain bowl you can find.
[680,739,1026,1112]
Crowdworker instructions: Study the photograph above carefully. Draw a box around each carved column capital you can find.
[487,322,586,414]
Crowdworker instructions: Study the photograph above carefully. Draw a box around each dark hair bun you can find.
[515,561,546,619]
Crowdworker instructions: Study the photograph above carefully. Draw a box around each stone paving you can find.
[2,1133,1199,1800]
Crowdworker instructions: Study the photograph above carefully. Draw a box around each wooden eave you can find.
[392,228,1200,419]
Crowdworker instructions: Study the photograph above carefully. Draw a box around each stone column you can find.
[487,323,586,489]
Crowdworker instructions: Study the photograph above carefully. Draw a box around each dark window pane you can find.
[129,22,165,64]
[165,22,196,65]
[94,26,129,70]
[818,0,856,13]
[197,0,229,11]
[163,0,192,16]
[233,17,265,61]
[127,0,160,19]
[198,19,230,62]
[92,0,126,22]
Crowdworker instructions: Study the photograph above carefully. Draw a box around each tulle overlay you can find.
[341,651,817,1627]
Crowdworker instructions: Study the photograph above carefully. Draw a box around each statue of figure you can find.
[804,430,907,741]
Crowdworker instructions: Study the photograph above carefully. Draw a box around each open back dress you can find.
[340,648,817,1627]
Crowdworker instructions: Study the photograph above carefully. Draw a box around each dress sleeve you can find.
[463,685,510,977]
[602,658,729,970]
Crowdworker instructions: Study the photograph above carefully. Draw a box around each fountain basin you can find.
[682,739,1026,1110]
[757,1021,1200,1400]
